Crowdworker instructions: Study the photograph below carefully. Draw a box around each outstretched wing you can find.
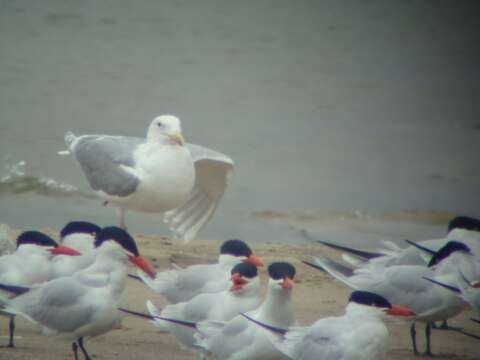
[164,143,234,242]
[68,134,143,197]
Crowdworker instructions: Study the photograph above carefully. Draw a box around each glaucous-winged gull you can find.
[63,115,234,242]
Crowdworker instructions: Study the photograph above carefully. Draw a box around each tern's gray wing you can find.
[196,315,253,358]
[11,277,96,333]
[68,134,144,197]
[275,319,346,360]
[164,143,234,242]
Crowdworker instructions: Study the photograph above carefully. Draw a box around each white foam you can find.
[0,158,95,200]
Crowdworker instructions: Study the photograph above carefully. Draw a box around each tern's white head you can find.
[346,291,415,319]
[16,230,81,257]
[94,226,155,278]
[218,239,264,268]
[60,221,101,253]
[267,262,296,292]
[147,115,185,145]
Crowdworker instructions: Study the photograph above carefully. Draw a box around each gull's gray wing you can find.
[67,133,144,197]
[164,143,234,242]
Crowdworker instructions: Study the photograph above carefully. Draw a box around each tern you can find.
[137,239,263,303]
[63,115,234,241]
[0,226,154,359]
[122,262,261,355]
[123,262,296,359]
[194,262,297,360]
[52,221,102,278]
[60,221,102,253]
[0,231,80,347]
[242,290,415,360]
[316,216,480,270]
[425,272,480,318]
[306,241,478,355]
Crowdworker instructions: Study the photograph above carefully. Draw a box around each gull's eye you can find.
[157,122,163,128]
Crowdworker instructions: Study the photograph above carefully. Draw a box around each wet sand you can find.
[2,232,479,360]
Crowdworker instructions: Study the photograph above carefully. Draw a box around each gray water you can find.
[1,0,479,244]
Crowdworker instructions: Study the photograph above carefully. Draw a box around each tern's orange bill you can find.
[386,305,416,317]
[244,255,264,267]
[50,245,81,256]
[281,277,293,289]
[128,255,155,279]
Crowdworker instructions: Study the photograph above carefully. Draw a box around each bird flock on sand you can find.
[1,115,479,360]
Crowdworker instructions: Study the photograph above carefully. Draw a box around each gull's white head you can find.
[147,115,185,145]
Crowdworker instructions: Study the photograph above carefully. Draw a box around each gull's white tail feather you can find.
[57,131,78,155]
[64,131,77,149]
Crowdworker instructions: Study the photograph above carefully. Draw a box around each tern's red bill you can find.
[281,277,293,289]
[386,305,416,317]
[128,255,155,278]
[230,272,248,292]
[50,245,81,256]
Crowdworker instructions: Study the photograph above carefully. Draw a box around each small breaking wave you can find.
[0,158,96,200]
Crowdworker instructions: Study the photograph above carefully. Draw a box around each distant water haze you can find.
[1,1,479,245]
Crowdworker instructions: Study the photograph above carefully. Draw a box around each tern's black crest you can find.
[448,216,480,233]
[349,291,392,309]
[60,221,102,239]
[220,239,252,257]
[428,241,471,268]
[268,262,296,280]
[231,263,258,278]
[94,226,139,256]
[16,231,58,248]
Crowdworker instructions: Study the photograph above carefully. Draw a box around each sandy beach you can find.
[2,231,479,360]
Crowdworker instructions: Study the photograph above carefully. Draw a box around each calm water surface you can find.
[1,1,479,245]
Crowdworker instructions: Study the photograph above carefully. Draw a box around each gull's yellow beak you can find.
[170,132,185,146]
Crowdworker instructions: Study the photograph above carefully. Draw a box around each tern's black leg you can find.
[72,341,79,360]
[78,337,92,360]
[8,316,15,348]
[424,323,433,356]
[410,322,418,355]
[410,322,419,355]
